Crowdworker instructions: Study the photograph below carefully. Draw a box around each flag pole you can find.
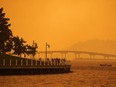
[45,42,50,61]
[45,42,47,60]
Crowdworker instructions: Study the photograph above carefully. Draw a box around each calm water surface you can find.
[0,69,116,87]
[0,60,116,87]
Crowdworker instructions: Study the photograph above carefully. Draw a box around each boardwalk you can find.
[0,53,71,75]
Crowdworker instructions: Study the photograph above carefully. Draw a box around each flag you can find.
[47,44,50,48]
[46,43,50,48]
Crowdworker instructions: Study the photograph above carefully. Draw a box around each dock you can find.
[0,53,71,75]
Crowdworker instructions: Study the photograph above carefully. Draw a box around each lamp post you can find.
[45,42,47,59]
[45,42,50,60]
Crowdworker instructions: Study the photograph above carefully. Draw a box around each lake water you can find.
[0,59,116,87]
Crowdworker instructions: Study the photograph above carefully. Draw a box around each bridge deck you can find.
[38,50,116,57]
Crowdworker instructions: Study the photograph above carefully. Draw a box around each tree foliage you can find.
[0,7,38,57]
[12,36,26,56]
[26,41,38,57]
[0,8,13,53]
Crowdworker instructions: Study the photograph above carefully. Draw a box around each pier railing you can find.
[0,57,71,68]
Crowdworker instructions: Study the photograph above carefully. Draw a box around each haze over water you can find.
[0,0,116,87]
[1,0,116,51]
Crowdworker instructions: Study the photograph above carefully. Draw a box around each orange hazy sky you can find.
[1,0,116,51]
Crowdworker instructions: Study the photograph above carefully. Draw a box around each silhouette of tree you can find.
[32,41,38,56]
[0,7,38,57]
[26,41,38,57]
[4,38,13,53]
[12,36,26,57]
[0,8,13,53]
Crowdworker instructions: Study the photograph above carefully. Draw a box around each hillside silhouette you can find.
[67,39,116,54]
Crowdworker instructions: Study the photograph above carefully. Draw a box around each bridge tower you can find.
[89,54,95,59]
[75,53,80,59]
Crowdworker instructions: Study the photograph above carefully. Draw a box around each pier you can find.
[0,53,71,75]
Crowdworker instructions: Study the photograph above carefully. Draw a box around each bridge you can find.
[38,50,116,59]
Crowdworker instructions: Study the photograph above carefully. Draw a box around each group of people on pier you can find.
[38,58,66,65]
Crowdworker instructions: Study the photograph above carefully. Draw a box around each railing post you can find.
[10,59,12,66]
[16,59,17,66]
[3,59,5,66]
[21,60,23,66]
[31,60,33,66]
[36,60,37,66]
[26,60,28,66]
